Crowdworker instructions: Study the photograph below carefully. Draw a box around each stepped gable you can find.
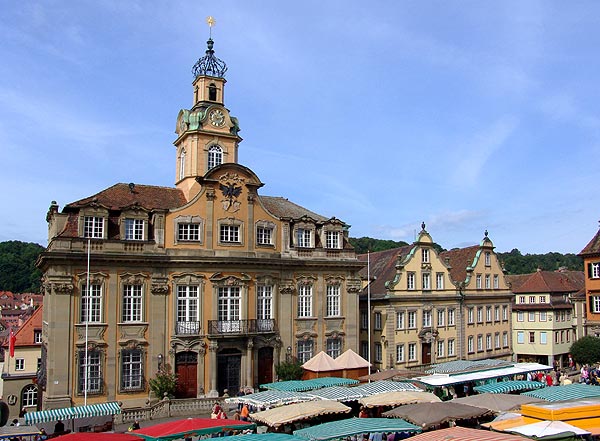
[440,245,479,284]
[259,196,329,222]
[65,183,187,211]
[580,229,600,256]
[358,246,412,297]
[512,269,584,294]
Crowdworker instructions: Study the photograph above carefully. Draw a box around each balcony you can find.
[207,319,278,336]
[176,321,201,335]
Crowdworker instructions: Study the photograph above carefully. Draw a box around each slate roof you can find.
[580,229,600,256]
[259,196,329,222]
[358,246,413,295]
[440,245,480,284]
[511,270,584,294]
[65,183,187,211]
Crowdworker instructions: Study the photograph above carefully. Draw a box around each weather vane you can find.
[206,16,216,38]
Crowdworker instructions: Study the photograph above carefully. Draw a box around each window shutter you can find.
[589,263,593,278]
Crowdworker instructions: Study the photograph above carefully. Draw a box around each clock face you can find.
[209,109,225,127]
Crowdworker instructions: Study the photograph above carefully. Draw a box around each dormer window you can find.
[485,252,491,266]
[124,219,144,241]
[208,83,217,101]
[208,145,223,170]
[325,231,341,249]
[84,216,104,239]
[296,228,313,248]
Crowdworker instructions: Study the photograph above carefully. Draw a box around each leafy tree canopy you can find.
[275,359,304,381]
[0,241,44,293]
[570,336,600,366]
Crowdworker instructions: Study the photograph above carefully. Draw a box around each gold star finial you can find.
[206,16,216,38]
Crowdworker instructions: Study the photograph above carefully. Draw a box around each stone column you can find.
[208,340,219,397]
[246,338,254,388]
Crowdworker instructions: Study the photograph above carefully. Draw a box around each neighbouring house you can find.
[580,226,600,336]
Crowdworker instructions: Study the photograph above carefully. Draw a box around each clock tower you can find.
[174,36,242,201]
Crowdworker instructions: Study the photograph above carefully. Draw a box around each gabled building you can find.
[359,225,512,371]
[506,269,584,367]
[580,226,600,336]
[37,36,363,410]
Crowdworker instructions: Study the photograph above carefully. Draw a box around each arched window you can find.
[21,384,38,407]
[207,145,223,170]
[208,83,217,101]
[179,149,186,180]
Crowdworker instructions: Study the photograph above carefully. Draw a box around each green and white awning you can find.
[474,380,546,394]
[294,417,421,441]
[522,384,600,402]
[24,402,121,425]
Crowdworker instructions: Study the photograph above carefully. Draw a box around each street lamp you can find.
[286,346,292,363]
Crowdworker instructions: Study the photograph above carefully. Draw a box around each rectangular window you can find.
[485,252,491,266]
[494,274,499,289]
[486,306,492,322]
[34,330,42,344]
[477,335,483,351]
[592,263,600,279]
[517,311,524,322]
[81,284,102,323]
[326,285,341,317]
[396,344,404,362]
[257,285,273,330]
[567,329,571,342]
[361,311,368,330]
[407,273,415,290]
[517,331,524,344]
[468,308,474,324]
[374,312,382,330]
[437,309,445,327]
[15,359,24,371]
[485,274,491,289]
[84,216,104,238]
[436,273,444,290]
[540,331,547,344]
[122,284,143,322]
[298,285,313,318]
[539,296,546,303]
[529,296,536,304]
[256,227,273,245]
[297,340,313,364]
[423,310,431,327]
[502,305,508,320]
[448,339,455,356]
[495,332,500,349]
[477,307,483,323]
[121,349,143,391]
[519,296,526,304]
[467,336,474,353]
[296,229,312,248]
[218,286,241,332]
[326,338,342,358]
[220,225,240,243]
[422,273,431,290]
[540,311,547,321]
[79,350,102,394]
[176,285,199,334]
[396,311,405,329]
[408,311,416,328]
[476,274,482,289]
[375,343,382,362]
[555,331,559,344]
[494,306,500,322]
[177,223,200,241]
[325,231,341,249]
[448,309,455,326]
[422,248,430,263]
[361,341,369,360]
[530,332,535,343]
[125,218,144,241]
[408,343,417,361]
[528,312,535,322]
[486,334,492,350]
[437,340,444,358]
[503,331,508,347]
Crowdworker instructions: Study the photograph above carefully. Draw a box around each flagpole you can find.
[84,238,90,405]
[367,250,371,383]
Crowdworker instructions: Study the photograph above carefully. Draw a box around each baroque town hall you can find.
[38,36,363,409]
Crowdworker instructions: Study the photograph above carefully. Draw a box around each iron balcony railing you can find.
[207,319,277,336]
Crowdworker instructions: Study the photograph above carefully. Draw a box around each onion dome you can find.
[192,38,228,79]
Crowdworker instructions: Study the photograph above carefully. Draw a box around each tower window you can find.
[208,145,223,170]
[208,83,217,101]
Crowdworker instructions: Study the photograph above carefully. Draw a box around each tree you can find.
[570,336,600,367]
[149,365,178,399]
[0,241,44,293]
[275,360,304,381]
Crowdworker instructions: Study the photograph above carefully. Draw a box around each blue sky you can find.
[1,1,599,254]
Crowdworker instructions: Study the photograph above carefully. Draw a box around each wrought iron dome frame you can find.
[192,38,228,78]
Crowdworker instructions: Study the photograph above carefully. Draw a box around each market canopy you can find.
[383,401,493,429]
[334,349,371,369]
[409,426,527,441]
[24,401,122,424]
[359,369,425,382]
[226,390,316,407]
[226,434,304,441]
[474,381,546,394]
[353,380,422,395]
[454,393,543,413]
[293,417,421,441]
[251,400,351,427]
[131,418,255,441]
[302,352,340,372]
[522,384,600,402]
[505,420,591,438]
[307,386,368,402]
[359,391,441,408]
[53,434,139,441]
[259,377,358,392]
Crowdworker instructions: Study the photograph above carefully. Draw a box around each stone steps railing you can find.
[114,397,226,426]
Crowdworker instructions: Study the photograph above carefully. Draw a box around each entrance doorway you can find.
[175,351,197,398]
[217,349,241,395]
[422,342,431,365]
[257,347,273,386]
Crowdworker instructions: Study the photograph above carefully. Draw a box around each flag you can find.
[8,329,16,358]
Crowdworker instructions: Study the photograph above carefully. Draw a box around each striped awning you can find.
[293,417,421,441]
[225,390,315,407]
[25,402,121,424]
[353,380,421,396]
[522,383,600,402]
[308,386,366,402]
[260,377,358,392]
[409,426,527,441]
[474,380,546,394]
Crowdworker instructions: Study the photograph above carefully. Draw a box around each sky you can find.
[1,1,599,254]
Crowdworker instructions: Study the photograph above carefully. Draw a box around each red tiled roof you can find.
[440,245,479,284]
[512,270,584,294]
[580,229,600,256]
[13,306,42,347]
[65,183,187,211]
[358,246,413,294]
[505,274,530,291]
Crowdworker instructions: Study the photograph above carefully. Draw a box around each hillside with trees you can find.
[0,241,44,293]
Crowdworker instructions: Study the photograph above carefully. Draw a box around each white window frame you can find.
[495,332,500,349]
[502,305,508,320]
[220,224,240,243]
[296,228,313,248]
[422,273,431,290]
[396,344,405,362]
[374,312,382,330]
[476,274,482,289]
[326,338,342,359]
[408,311,416,329]
[407,272,415,290]
[22,384,38,407]
[477,334,483,351]
[494,274,499,289]
[485,274,491,289]
[121,348,144,391]
[485,252,491,266]
[592,263,600,279]
[517,311,524,322]
[486,334,492,350]
[297,340,313,364]
[423,310,432,327]
[468,307,474,324]
[593,296,600,313]
[437,340,444,358]
[422,248,430,263]
[503,331,509,347]
[15,358,24,371]
[325,231,341,249]
[177,223,200,241]
[207,145,223,170]
[528,312,535,322]
[79,349,102,394]
[176,285,200,334]
[517,331,524,344]
[448,339,455,356]
[122,284,143,323]
[437,309,445,327]
[477,307,483,323]
[448,309,455,326]
[396,311,405,330]
[81,284,102,323]
[124,218,144,241]
[256,226,274,245]
[436,273,444,290]
[486,306,492,322]
[298,285,313,318]
[257,285,273,327]
[408,343,417,361]
[540,311,547,321]
[467,336,474,353]
[84,216,104,239]
[540,331,547,344]
[494,306,500,322]
[34,330,42,344]
[326,285,341,317]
